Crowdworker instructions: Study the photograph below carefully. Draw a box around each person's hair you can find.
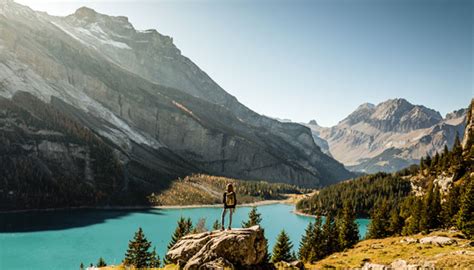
[226,183,234,193]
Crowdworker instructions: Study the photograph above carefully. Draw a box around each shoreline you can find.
[0,198,294,214]
[292,209,317,218]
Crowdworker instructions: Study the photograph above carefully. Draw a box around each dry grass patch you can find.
[306,230,474,269]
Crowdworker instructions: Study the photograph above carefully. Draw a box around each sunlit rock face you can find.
[166,226,268,270]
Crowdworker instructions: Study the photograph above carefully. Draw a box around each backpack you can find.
[225,192,236,206]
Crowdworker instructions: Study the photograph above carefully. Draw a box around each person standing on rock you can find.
[221,183,237,230]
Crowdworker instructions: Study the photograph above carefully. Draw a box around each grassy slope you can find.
[307,230,474,269]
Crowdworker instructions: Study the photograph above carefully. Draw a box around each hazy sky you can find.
[17,0,473,126]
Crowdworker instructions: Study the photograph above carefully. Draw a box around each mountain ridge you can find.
[305,98,466,173]
[0,1,353,210]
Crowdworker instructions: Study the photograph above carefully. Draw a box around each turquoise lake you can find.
[0,204,369,270]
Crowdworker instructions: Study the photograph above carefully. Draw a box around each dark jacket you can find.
[223,192,237,208]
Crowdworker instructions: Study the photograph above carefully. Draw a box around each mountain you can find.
[306,98,466,173]
[0,1,353,209]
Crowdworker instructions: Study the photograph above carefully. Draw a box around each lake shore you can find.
[0,198,294,214]
[291,209,318,218]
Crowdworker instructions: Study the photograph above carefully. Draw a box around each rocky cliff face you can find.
[0,93,197,209]
[462,99,473,150]
[0,0,353,210]
[306,98,467,173]
[166,226,268,270]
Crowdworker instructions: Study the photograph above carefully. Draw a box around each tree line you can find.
[296,172,412,218]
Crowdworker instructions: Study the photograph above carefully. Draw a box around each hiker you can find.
[221,183,237,230]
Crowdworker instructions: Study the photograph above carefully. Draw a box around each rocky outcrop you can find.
[166,226,268,269]
[462,99,473,150]
[419,236,457,246]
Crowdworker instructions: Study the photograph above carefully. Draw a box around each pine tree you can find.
[457,178,474,239]
[123,227,152,268]
[309,216,324,261]
[419,157,425,175]
[442,145,450,170]
[388,207,404,235]
[149,247,161,268]
[321,213,339,255]
[96,257,107,267]
[338,202,359,250]
[167,217,192,250]
[212,219,221,230]
[367,200,390,239]
[424,154,432,170]
[271,230,294,263]
[442,185,461,227]
[420,183,442,231]
[298,221,313,262]
[432,152,440,172]
[185,218,193,234]
[402,198,422,235]
[242,206,263,228]
[241,206,270,262]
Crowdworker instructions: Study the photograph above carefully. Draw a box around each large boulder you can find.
[166,225,268,269]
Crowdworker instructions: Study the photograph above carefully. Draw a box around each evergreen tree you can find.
[432,152,440,172]
[241,206,270,262]
[298,221,313,262]
[242,206,263,228]
[212,219,221,230]
[388,207,404,235]
[123,227,152,268]
[321,213,339,255]
[149,247,161,268]
[185,218,193,234]
[367,200,390,239]
[442,185,461,227]
[96,257,107,267]
[424,154,432,169]
[420,183,442,231]
[337,202,359,250]
[165,217,193,263]
[310,216,324,261]
[441,145,450,170]
[419,157,425,175]
[402,198,422,235]
[167,217,192,250]
[271,230,294,263]
[457,178,474,239]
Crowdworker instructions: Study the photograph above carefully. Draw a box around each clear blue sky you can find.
[18,0,473,126]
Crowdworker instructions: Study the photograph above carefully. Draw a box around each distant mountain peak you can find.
[339,98,442,132]
[308,119,319,126]
[357,102,376,110]
[74,6,97,17]
[67,6,134,33]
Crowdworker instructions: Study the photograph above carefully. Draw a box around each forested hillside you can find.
[297,99,473,238]
[148,174,305,206]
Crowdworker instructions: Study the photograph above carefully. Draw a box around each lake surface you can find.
[0,204,369,270]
